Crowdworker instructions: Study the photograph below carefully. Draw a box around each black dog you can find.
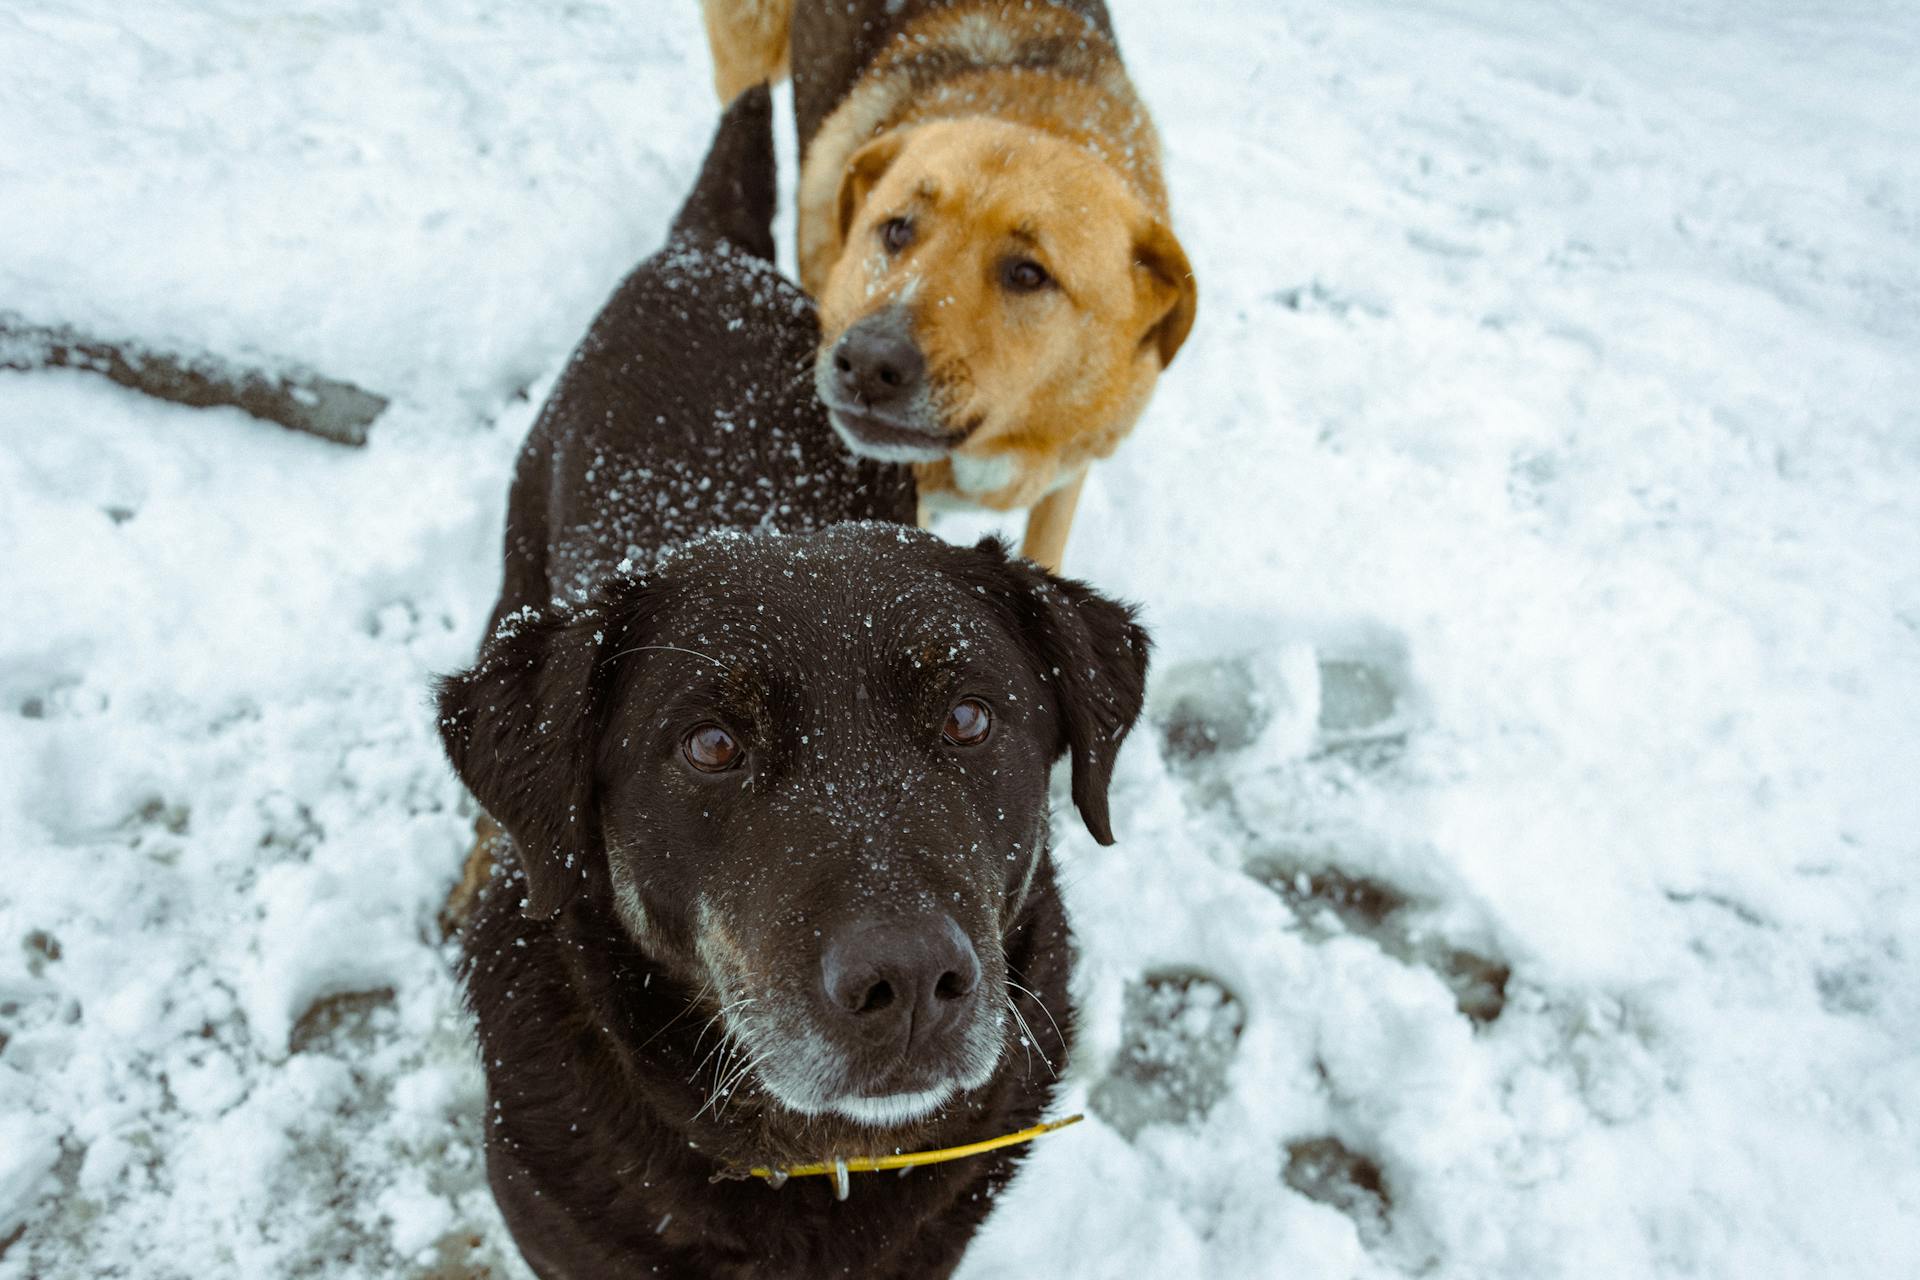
[437,89,1150,1279]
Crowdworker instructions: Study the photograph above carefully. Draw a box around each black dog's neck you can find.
[466,850,1072,1277]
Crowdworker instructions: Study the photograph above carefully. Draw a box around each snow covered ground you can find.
[4,0,1918,1275]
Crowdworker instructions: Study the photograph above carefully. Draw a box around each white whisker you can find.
[1006,979,1064,1057]
[1004,993,1054,1078]
[607,643,728,668]
[1004,994,1035,1081]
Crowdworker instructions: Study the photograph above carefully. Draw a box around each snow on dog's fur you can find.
[435,87,1149,1279]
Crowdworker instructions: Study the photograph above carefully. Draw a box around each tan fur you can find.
[807,14,1193,563]
[706,1,1196,570]
[702,0,794,103]
[1017,471,1086,574]
[820,119,1191,512]
[439,814,505,940]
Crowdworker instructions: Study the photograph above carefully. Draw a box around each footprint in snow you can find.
[1246,860,1510,1027]
[1283,1135,1392,1246]
[289,987,398,1056]
[1313,641,1416,771]
[15,673,105,721]
[1087,970,1246,1140]
[1153,654,1270,765]
[1151,632,1416,774]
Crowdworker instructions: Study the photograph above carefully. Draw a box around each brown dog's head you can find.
[814,119,1196,508]
[438,527,1150,1132]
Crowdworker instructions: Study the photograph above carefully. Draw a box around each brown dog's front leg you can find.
[1019,471,1086,572]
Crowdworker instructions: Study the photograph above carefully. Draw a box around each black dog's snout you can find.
[820,914,981,1049]
[832,314,926,411]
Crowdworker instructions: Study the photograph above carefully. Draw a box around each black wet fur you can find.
[436,89,1152,1279]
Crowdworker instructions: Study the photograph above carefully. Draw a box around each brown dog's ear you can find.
[835,131,908,254]
[971,538,1152,845]
[1133,218,1197,366]
[436,607,617,920]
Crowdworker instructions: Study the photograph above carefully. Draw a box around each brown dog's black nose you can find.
[831,313,925,411]
[820,914,981,1050]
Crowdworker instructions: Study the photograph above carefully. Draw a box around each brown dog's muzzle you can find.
[830,311,926,415]
[819,309,963,458]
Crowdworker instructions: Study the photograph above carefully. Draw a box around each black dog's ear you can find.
[973,537,1152,844]
[670,83,777,261]
[436,608,614,919]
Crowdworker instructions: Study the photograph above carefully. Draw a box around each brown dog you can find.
[702,0,1197,570]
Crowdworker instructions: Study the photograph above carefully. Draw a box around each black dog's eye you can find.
[942,698,993,746]
[878,217,915,253]
[683,724,743,773]
[1001,258,1051,293]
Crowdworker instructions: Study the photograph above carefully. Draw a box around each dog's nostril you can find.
[820,913,979,1047]
[833,318,925,408]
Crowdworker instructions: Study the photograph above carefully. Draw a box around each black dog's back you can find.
[491,86,914,633]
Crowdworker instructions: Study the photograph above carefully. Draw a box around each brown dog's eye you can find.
[879,217,915,253]
[683,725,742,772]
[1001,258,1051,293]
[943,698,993,746]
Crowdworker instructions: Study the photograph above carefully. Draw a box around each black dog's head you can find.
[439,524,1147,1131]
